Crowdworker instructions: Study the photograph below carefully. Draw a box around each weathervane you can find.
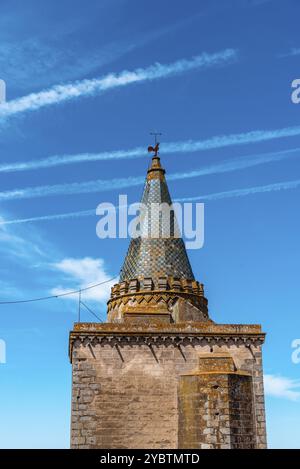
[148,131,162,157]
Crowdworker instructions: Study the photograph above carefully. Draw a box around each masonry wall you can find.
[177,352,259,449]
[178,373,255,449]
[70,341,267,449]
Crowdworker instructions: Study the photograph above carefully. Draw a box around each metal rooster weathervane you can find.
[148,131,162,156]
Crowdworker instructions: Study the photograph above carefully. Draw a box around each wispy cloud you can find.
[0,175,144,201]
[0,1,130,91]
[50,257,115,304]
[0,149,144,173]
[0,215,47,260]
[278,47,300,58]
[0,49,237,120]
[0,279,20,299]
[0,209,115,306]
[165,127,300,154]
[0,19,198,91]
[264,374,300,401]
[2,125,300,174]
[0,210,96,226]
[1,177,300,226]
[0,147,298,202]
[0,38,137,90]
[168,147,300,182]
[179,178,300,201]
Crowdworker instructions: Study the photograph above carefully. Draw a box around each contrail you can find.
[178,178,300,201]
[0,148,145,173]
[168,147,299,181]
[0,209,96,225]
[0,48,237,119]
[0,147,298,201]
[2,178,300,226]
[1,125,300,174]
[0,175,144,201]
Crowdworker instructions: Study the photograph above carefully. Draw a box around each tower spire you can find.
[107,143,209,323]
[120,144,194,282]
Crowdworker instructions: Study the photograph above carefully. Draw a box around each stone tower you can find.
[69,150,267,449]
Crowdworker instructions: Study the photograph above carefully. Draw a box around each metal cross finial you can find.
[150,131,162,145]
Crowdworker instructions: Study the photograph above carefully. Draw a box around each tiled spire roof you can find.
[119,155,195,282]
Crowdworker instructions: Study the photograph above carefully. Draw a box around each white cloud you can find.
[264,374,300,401]
[0,48,237,119]
[50,257,116,304]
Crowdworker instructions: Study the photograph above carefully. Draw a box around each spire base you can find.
[107,276,209,324]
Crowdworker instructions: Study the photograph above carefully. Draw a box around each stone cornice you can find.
[69,322,265,361]
[72,321,263,333]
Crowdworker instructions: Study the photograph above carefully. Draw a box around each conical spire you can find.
[119,154,194,283]
[107,144,209,324]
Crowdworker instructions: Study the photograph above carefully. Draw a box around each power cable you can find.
[0,276,118,305]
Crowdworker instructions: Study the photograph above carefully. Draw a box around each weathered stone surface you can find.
[70,324,267,449]
[178,354,257,449]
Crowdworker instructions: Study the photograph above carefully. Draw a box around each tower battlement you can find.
[107,276,208,323]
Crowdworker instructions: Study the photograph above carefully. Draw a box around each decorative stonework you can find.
[69,322,265,359]
[107,276,208,322]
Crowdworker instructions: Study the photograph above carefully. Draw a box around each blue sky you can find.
[0,0,300,448]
